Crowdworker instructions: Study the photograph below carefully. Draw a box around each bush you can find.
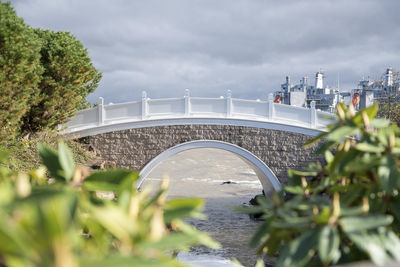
[242,103,400,266]
[1,1,101,140]
[0,143,219,266]
[21,30,101,133]
[2,131,94,173]
[0,2,42,143]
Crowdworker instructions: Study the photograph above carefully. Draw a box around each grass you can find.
[0,131,97,172]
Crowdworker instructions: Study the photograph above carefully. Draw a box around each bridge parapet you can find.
[64,90,335,136]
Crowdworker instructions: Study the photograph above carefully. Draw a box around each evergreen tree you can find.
[22,30,101,132]
[0,2,42,143]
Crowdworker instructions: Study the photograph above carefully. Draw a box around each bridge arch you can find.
[137,140,282,194]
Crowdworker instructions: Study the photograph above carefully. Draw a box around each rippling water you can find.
[142,148,275,267]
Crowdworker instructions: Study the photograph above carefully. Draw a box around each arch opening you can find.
[137,140,281,195]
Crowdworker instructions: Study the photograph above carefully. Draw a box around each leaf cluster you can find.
[0,143,219,267]
[242,103,400,266]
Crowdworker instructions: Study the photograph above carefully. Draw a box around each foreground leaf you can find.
[378,155,399,194]
[84,169,138,192]
[318,225,339,264]
[58,142,75,182]
[38,144,64,181]
[276,229,319,267]
[340,215,393,233]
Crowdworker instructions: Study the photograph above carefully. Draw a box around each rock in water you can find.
[248,191,266,221]
[220,180,237,185]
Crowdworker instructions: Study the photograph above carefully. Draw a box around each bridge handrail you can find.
[63,90,335,132]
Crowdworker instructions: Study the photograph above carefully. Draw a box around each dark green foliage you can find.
[0,1,42,143]
[377,101,400,126]
[376,70,400,124]
[242,103,400,266]
[0,143,219,266]
[21,30,101,132]
[0,1,101,142]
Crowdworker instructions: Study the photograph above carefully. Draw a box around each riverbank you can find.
[0,133,97,172]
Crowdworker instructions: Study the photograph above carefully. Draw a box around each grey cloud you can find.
[9,0,400,104]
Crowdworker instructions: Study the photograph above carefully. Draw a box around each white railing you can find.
[64,90,335,133]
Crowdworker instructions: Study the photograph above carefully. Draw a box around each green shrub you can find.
[0,143,219,266]
[1,1,101,140]
[2,132,94,173]
[242,103,400,266]
[0,2,42,143]
[21,30,101,133]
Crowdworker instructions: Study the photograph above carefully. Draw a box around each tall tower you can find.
[301,77,308,91]
[385,67,393,87]
[284,76,291,93]
[315,71,324,89]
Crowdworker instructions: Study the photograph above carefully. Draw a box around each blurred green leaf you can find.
[80,255,187,267]
[38,144,64,181]
[262,230,285,257]
[382,230,400,261]
[249,222,270,248]
[347,231,389,266]
[271,216,312,230]
[370,118,390,128]
[171,220,220,249]
[139,232,200,251]
[303,132,328,148]
[163,198,205,223]
[355,143,385,153]
[83,169,138,192]
[0,220,27,257]
[390,199,400,222]
[284,186,304,195]
[326,126,358,142]
[58,142,75,182]
[275,229,318,267]
[340,215,393,233]
[315,140,337,155]
[318,226,339,264]
[324,150,334,163]
[90,204,136,243]
[339,206,365,217]
[353,104,379,125]
[378,155,399,194]
[254,258,265,267]
[343,154,379,174]
[233,205,266,214]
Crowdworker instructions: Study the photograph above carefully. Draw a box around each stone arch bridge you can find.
[64,91,334,194]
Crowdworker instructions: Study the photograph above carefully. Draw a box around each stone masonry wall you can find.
[80,125,320,184]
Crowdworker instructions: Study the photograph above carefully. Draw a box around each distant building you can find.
[275,71,346,113]
[274,67,400,112]
[351,67,400,109]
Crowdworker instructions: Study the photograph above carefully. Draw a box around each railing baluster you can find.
[141,91,148,120]
[226,90,232,117]
[267,93,274,120]
[184,89,190,116]
[310,101,316,128]
[98,97,104,125]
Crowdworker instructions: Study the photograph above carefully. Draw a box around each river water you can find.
[141,148,275,267]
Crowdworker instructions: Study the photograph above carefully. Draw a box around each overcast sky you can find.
[9,0,400,104]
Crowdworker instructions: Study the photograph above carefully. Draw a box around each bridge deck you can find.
[63,92,335,137]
